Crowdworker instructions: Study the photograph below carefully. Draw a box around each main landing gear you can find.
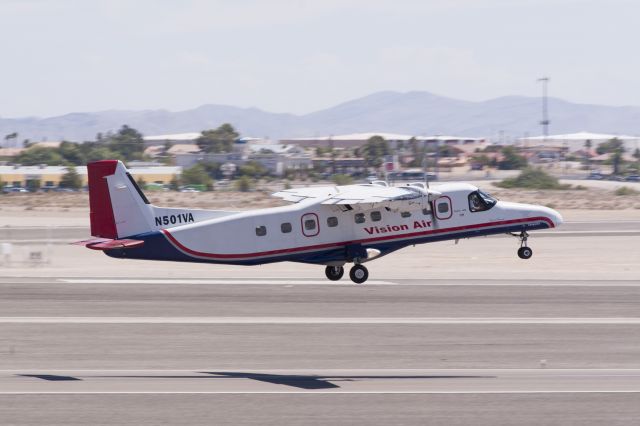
[349,264,369,284]
[325,265,344,281]
[511,230,533,260]
[324,264,369,284]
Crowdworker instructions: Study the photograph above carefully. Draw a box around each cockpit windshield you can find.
[468,189,497,212]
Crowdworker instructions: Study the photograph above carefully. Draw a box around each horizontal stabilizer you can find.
[73,238,144,251]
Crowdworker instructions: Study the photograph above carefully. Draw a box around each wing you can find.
[271,186,339,203]
[273,184,441,211]
[322,185,427,211]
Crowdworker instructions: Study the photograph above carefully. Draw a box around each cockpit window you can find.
[468,190,497,212]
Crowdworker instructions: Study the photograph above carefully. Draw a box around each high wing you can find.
[273,183,442,211]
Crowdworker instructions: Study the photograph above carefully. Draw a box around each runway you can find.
[2,241,640,424]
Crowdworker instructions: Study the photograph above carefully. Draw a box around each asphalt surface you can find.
[1,275,640,425]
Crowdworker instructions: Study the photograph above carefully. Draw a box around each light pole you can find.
[537,77,550,141]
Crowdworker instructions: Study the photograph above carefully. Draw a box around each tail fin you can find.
[87,160,153,238]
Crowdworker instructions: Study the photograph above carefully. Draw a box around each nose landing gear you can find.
[517,246,533,259]
[511,230,533,259]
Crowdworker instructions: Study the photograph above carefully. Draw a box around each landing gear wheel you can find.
[349,264,369,284]
[517,246,533,259]
[325,265,344,281]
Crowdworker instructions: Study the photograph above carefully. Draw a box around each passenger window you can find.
[281,222,292,233]
[437,202,449,214]
[422,208,432,216]
[370,211,382,222]
[255,226,267,236]
[354,213,365,224]
[304,219,316,230]
[327,216,338,227]
[401,211,411,218]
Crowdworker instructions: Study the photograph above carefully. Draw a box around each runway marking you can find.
[58,279,397,285]
[1,391,639,394]
[2,317,640,324]
[47,278,640,287]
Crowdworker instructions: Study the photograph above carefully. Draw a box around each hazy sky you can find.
[0,0,637,117]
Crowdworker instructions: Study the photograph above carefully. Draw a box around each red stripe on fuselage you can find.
[161,216,554,261]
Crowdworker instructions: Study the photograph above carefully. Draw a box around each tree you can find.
[13,146,65,166]
[181,163,213,188]
[633,148,640,161]
[81,144,118,163]
[196,123,239,153]
[59,167,82,189]
[596,138,626,175]
[596,138,625,155]
[105,125,145,160]
[359,135,390,168]
[238,161,267,178]
[4,132,18,147]
[58,141,85,165]
[497,146,528,170]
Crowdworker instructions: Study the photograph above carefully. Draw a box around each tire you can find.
[325,265,344,281]
[349,264,369,284]
[518,247,533,259]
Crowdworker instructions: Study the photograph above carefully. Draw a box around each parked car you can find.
[625,175,640,182]
[587,172,604,180]
[4,187,29,193]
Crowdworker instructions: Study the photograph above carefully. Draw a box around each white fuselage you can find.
[121,182,561,266]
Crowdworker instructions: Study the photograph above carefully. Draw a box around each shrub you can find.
[331,174,353,185]
[235,175,253,192]
[614,186,639,196]
[496,167,571,190]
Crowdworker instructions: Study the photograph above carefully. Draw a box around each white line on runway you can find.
[2,317,640,324]
[1,391,639,394]
[46,278,640,287]
[58,279,397,285]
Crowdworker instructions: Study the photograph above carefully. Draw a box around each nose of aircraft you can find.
[540,206,563,228]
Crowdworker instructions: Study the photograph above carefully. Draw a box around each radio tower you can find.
[537,77,550,141]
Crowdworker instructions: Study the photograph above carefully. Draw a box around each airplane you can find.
[76,160,563,284]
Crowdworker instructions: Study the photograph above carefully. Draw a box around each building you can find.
[517,132,640,153]
[0,164,181,189]
[281,133,416,150]
[172,139,313,176]
[143,132,202,147]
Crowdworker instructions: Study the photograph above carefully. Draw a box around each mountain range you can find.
[2,91,640,143]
